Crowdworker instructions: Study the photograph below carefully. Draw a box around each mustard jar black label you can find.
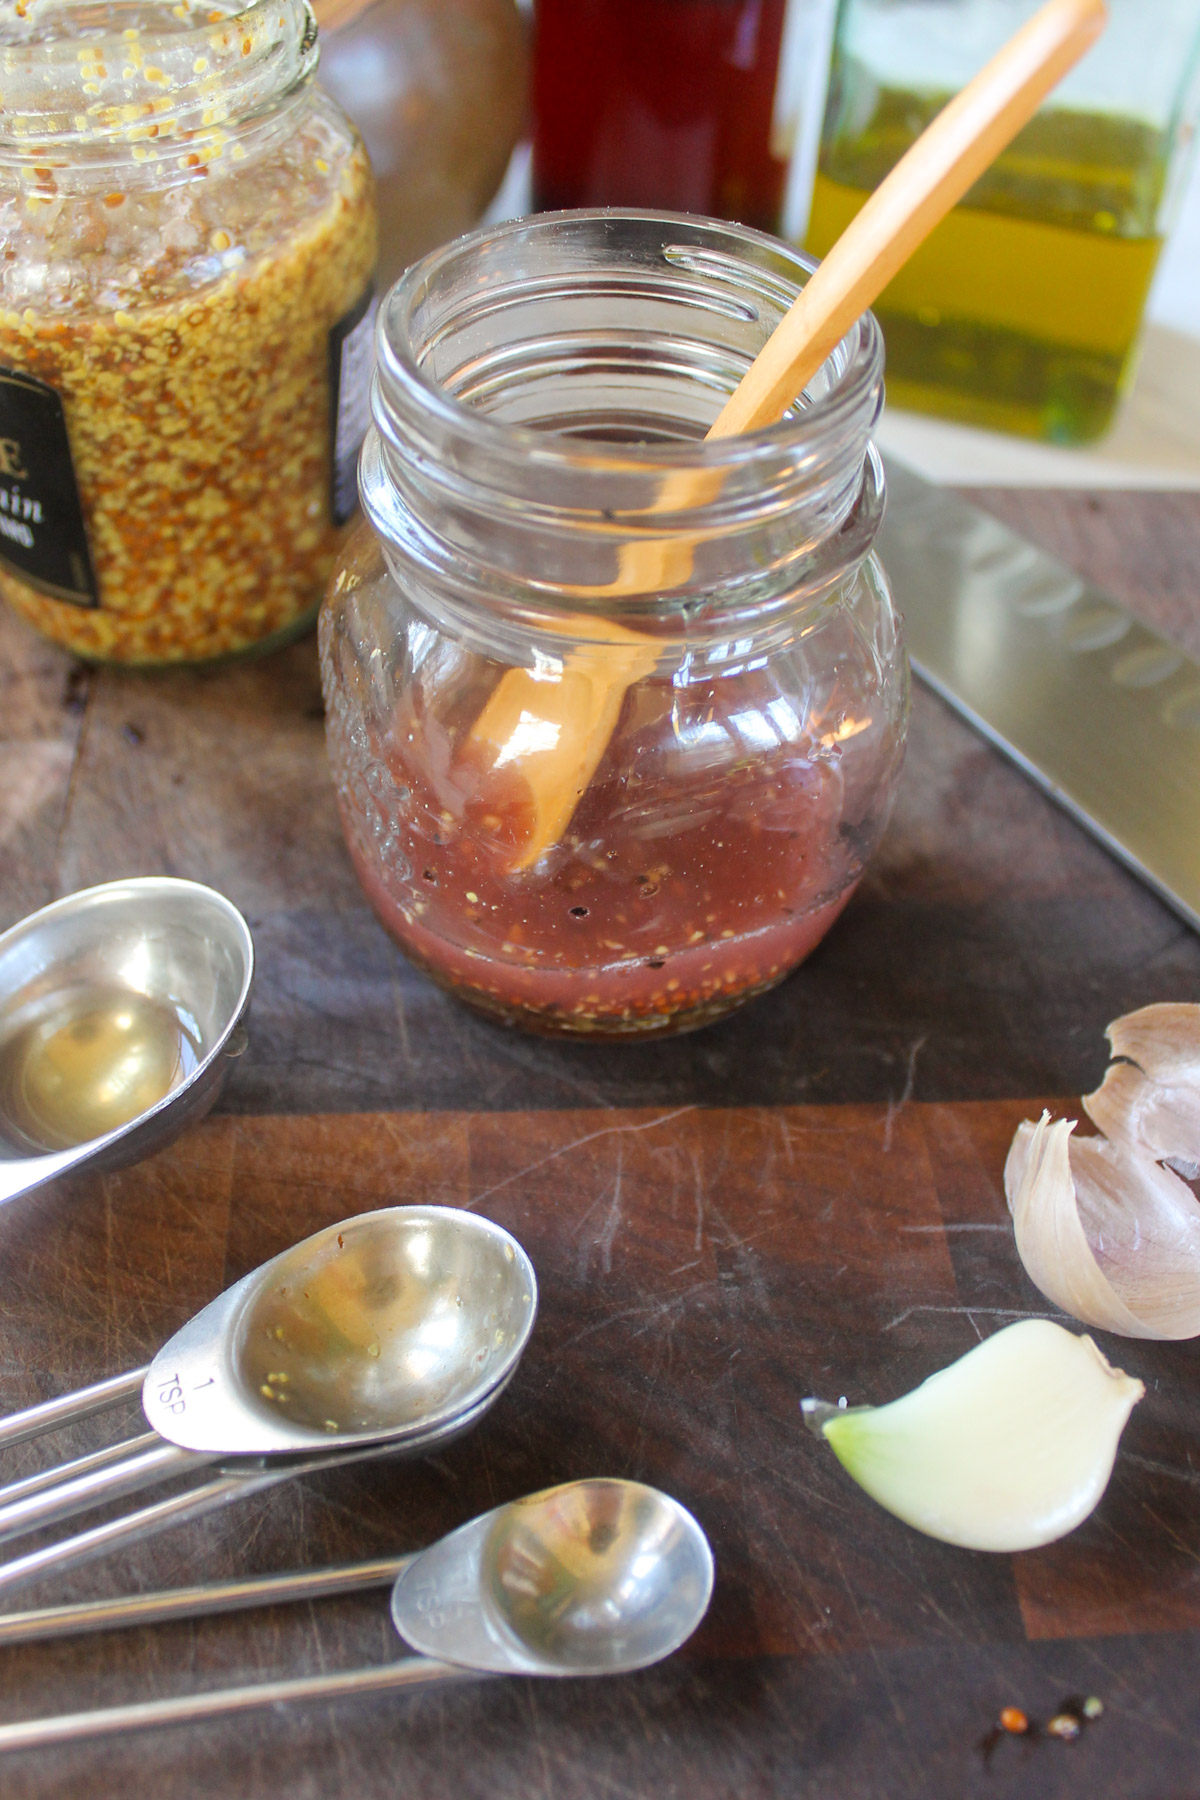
[328,286,378,527]
[0,366,97,607]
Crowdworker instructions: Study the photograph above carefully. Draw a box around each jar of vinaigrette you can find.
[320,212,908,1038]
[0,0,376,663]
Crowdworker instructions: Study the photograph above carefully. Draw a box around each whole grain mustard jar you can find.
[0,0,377,664]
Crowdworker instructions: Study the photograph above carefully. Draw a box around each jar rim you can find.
[377,207,884,476]
[0,0,318,158]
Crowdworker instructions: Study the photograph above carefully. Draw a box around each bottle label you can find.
[0,366,98,606]
[329,285,378,527]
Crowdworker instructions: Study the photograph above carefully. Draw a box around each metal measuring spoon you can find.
[142,1204,537,1454]
[0,878,254,1205]
[0,1479,714,1753]
[0,1207,537,1560]
[392,1477,714,1676]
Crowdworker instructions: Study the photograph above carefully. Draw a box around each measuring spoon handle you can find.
[0,1552,414,1645]
[0,1366,148,1451]
[0,1431,162,1511]
[0,1435,211,1548]
[0,1655,480,1755]
[0,1465,289,1600]
[0,1436,399,1601]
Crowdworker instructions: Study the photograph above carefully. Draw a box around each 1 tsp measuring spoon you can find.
[0,1206,537,1554]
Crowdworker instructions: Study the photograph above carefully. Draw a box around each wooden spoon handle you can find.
[310,0,378,34]
[711,0,1108,438]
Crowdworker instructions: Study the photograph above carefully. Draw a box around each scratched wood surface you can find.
[0,1098,1198,1799]
[0,486,1199,1796]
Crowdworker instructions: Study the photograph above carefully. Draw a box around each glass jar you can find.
[807,0,1200,443]
[320,211,908,1038]
[0,0,377,664]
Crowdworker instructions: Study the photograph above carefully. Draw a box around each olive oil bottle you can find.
[804,0,1200,447]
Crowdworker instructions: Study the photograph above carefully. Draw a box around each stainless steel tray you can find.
[878,458,1200,933]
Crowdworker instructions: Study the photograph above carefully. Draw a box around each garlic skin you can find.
[1084,1004,1200,1169]
[1004,1001,1200,1338]
[1006,1113,1200,1337]
[1103,1002,1200,1085]
[808,1320,1143,1552]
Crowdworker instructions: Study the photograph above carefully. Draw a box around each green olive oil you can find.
[807,89,1168,442]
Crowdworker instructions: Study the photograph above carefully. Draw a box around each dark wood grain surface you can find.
[1,484,1199,1796]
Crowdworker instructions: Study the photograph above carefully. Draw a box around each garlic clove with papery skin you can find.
[1006,1112,1200,1338]
[804,1320,1143,1551]
[1006,1113,1147,1337]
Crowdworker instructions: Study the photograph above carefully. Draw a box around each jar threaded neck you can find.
[363,209,885,637]
[0,0,317,172]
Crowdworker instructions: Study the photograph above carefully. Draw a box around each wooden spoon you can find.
[310,0,378,33]
[467,0,1109,869]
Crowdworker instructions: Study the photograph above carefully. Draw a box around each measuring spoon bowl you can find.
[392,1477,714,1676]
[0,878,253,1205]
[143,1205,538,1455]
[204,1360,523,1478]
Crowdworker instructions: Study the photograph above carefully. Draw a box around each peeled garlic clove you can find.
[805,1320,1142,1551]
[1006,1112,1200,1338]
[1084,1007,1200,1168]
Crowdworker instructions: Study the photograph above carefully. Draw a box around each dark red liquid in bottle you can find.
[532,0,790,231]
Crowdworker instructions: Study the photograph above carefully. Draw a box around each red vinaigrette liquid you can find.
[340,659,869,1037]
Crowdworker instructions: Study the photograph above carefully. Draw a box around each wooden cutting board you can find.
[0,1097,1194,1799]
